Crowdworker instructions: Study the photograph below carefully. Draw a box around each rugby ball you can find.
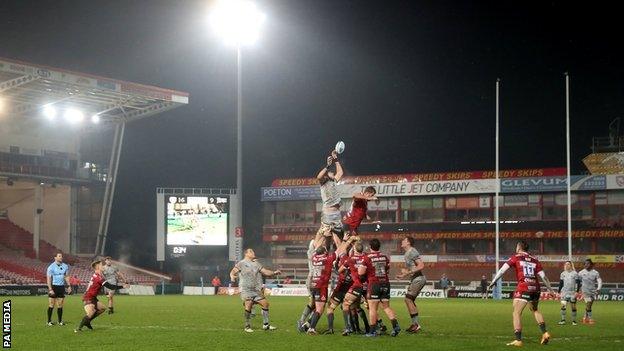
[335,141,345,154]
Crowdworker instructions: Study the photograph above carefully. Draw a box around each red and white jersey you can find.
[366,251,390,284]
[343,198,368,230]
[506,252,543,293]
[311,252,336,288]
[345,253,369,289]
[336,253,353,286]
[83,272,105,301]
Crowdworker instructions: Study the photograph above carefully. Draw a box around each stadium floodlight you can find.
[43,105,57,120]
[91,114,101,124]
[63,108,84,124]
[209,0,266,47]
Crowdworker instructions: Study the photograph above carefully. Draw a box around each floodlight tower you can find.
[210,0,265,259]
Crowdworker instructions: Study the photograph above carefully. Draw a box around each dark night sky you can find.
[1,1,623,264]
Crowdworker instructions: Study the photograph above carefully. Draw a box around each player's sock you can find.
[327,312,334,330]
[299,304,313,323]
[571,308,577,321]
[57,308,63,322]
[560,307,566,321]
[351,310,360,331]
[410,313,419,325]
[245,309,252,327]
[109,307,114,313]
[538,322,546,333]
[342,310,352,331]
[47,307,53,323]
[309,312,320,329]
[369,323,377,335]
[78,316,90,329]
[514,329,522,341]
[391,319,399,329]
[587,310,592,319]
[261,308,270,325]
[358,309,370,333]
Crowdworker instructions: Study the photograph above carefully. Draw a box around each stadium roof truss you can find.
[0,57,189,124]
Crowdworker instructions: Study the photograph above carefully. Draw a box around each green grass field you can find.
[6,295,623,350]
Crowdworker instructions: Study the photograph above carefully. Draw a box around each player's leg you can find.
[366,299,379,336]
[325,292,342,334]
[307,288,327,334]
[405,276,425,332]
[559,299,568,324]
[76,303,96,331]
[528,297,550,345]
[570,298,578,325]
[256,298,276,330]
[508,298,528,346]
[47,296,55,325]
[341,292,358,335]
[56,297,65,324]
[297,295,314,332]
[243,299,254,331]
[380,283,400,336]
[583,296,594,323]
[107,288,115,314]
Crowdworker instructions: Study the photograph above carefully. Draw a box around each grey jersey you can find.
[235,259,263,291]
[306,241,316,287]
[102,265,119,284]
[320,180,341,208]
[578,269,601,294]
[404,247,424,279]
[559,270,579,294]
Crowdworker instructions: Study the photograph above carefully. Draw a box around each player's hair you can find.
[364,186,376,195]
[354,242,364,253]
[369,238,381,251]
[565,260,575,270]
[91,260,101,268]
[316,246,327,255]
[404,236,415,247]
[104,256,112,260]
[517,240,529,251]
[585,258,594,265]
[55,252,62,257]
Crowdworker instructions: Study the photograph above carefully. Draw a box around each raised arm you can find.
[487,263,510,289]
[316,156,334,181]
[332,151,343,181]
[260,267,282,277]
[353,193,378,201]
[335,236,357,256]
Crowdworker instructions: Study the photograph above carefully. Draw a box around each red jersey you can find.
[345,253,372,289]
[311,252,336,288]
[506,252,543,293]
[343,198,368,230]
[336,253,353,286]
[83,272,105,301]
[366,251,390,284]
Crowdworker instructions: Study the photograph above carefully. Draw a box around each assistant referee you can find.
[46,252,71,326]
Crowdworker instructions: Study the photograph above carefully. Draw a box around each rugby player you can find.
[558,261,580,325]
[316,150,344,246]
[230,248,282,332]
[323,248,353,334]
[74,260,128,332]
[340,241,372,336]
[342,186,378,241]
[46,252,71,326]
[296,239,317,332]
[488,241,555,346]
[102,256,126,314]
[307,235,357,335]
[396,237,426,333]
[363,239,401,337]
[578,258,602,324]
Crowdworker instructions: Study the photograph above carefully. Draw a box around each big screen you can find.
[165,195,228,246]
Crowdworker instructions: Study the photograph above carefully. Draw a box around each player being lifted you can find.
[558,260,580,325]
[230,248,281,332]
[362,239,401,337]
[75,260,128,332]
[488,241,555,347]
[316,150,344,246]
[343,186,378,241]
[578,258,602,324]
[396,237,426,333]
[307,234,357,335]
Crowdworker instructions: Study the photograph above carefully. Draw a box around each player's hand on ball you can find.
[326,156,333,166]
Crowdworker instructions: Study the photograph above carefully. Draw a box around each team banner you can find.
[262,179,496,201]
[271,168,566,187]
[500,175,606,193]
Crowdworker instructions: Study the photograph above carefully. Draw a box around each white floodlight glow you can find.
[64,108,84,124]
[91,114,101,124]
[209,0,265,47]
[43,105,57,120]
